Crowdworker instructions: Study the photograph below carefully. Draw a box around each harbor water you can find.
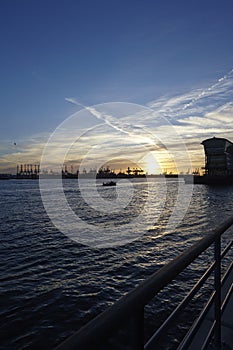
[0,178,232,349]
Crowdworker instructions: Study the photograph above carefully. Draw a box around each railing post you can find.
[129,307,144,350]
[214,236,221,349]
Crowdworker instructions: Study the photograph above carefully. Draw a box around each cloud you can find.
[148,68,233,121]
[147,68,233,130]
[2,68,233,174]
[64,98,165,150]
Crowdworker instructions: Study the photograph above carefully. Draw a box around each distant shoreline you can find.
[0,173,184,180]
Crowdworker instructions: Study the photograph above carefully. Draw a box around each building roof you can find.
[201,137,233,145]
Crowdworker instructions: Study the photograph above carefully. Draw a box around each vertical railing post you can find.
[214,236,221,349]
[129,307,144,349]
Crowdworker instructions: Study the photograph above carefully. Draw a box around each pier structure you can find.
[185,137,233,184]
[202,137,233,177]
[13,164,146,179]
[16,164,40,178]
[55,216,233,350]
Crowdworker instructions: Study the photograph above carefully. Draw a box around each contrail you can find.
[65,97,130,135]
[181,68,233,112]
[148,68,233,116]
[65,98,164,150]
[65,97,86,109]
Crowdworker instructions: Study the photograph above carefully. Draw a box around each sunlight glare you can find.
[142,152,161,175]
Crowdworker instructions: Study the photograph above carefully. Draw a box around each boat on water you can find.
[0,174,11,180]
[102,181,116,187]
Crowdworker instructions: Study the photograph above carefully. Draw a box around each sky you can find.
[1,0,233,174]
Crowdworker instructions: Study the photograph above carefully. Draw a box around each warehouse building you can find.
[201,137,233,176]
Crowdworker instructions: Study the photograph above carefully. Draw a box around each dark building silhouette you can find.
[202,137,233,176]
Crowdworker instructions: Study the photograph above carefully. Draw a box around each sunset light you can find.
[1,1,233,349]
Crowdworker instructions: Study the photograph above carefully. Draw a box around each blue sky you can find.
[1,0,233,173]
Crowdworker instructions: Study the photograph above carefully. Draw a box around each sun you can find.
[142,153,162,175]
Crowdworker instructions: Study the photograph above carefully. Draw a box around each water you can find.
[0,179,232,349]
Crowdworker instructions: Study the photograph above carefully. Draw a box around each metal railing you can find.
[55,216,233,350]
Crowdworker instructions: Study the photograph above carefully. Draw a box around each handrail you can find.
[55,215,233,350]
[177,262,233,350]
[144,260,216,348]
[145,240,233,348]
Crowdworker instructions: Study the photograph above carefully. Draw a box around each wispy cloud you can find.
[65,97,163,148]
[1,69,233,173]
[143,69,233,169]
[63,98,192,172]
[148,68,233,121]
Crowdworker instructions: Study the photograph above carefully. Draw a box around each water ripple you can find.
[0,179,233,349]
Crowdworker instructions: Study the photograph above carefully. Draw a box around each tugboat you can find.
[102,181,116,186]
